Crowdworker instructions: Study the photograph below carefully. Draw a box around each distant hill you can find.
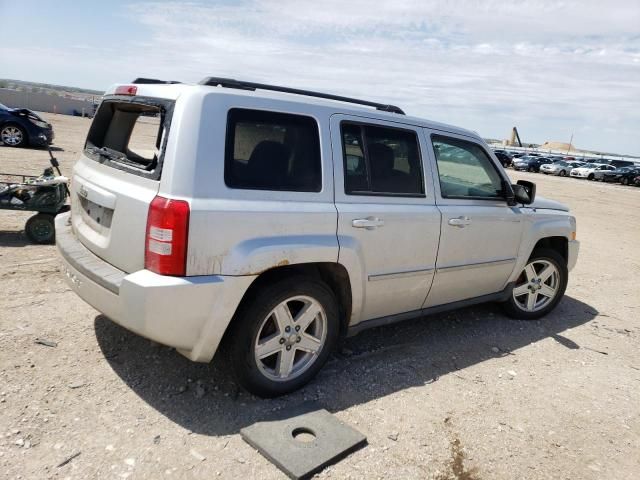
[0,79,103,98]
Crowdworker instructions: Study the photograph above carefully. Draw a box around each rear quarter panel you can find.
[166,91,339,276]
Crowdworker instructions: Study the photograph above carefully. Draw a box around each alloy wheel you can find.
[1,126,24,146]
[253,295,327,382]
[512,260,560,312]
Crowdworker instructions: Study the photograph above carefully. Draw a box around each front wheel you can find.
[501,248,568,320]
[559,170,566,177]
[1,124,28,147]
[25,213,56,244]
[227,276,340,397]
[587,174,594,180]
[621,177,629,185]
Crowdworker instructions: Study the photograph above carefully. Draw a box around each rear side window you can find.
[225,109,321,192]
[85,98,173,180]
[341,122,424,196]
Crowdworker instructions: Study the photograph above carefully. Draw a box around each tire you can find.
[559,170,566,177]
[587,174,594,180]
[527,166,534,173]
[227,276,340,397]
[501,248,568,320]
[621,177,629,185]
[25,213,56,244]
[1,124,28,147]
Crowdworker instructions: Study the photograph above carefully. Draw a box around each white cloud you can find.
[2,0,639,153]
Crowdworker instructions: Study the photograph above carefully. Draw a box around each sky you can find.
[1,0,639,155]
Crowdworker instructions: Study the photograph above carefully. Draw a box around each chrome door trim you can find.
[368,267,435,282]
[436,257,516,273]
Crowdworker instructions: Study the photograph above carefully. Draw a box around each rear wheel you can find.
[621,177,629,185]
[25,213,55,244]
[227,276,340,397]
[501,248,567,320]
[559,170,566,177]
[1,124,27,147]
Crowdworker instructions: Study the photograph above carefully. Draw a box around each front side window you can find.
[431,135,504,199]
[225,109,321,192]
[341,122,424,196]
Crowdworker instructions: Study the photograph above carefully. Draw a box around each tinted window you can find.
[225,109,321,192]
[341,122,424,196]
[431,135,504,199]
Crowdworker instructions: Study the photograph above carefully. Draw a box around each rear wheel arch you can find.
[229,262,352,338]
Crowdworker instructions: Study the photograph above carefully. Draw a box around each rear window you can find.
[84,97,173,179]
[224,108,321,192]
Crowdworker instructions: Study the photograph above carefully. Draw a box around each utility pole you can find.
[567,133,573,154]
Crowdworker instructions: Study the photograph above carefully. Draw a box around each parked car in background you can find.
[540,160,584,176]
[494,151,512,167]
[0,102,54,148]
[512,156,553,172]
[607,159,635,169]
[634,175,640,187]
[570,163,616,180]
[601,166,640,185]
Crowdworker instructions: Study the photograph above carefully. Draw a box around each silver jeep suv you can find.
[56,77,579,396]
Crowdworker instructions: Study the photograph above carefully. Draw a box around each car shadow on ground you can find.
[0,230,30,247]
[94,296,598,436]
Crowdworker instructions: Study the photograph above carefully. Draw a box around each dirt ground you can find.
[1,113,639,480]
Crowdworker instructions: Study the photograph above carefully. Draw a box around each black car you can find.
[602,167,640,185]
[0,102,54,148]
[494,151,512,167]
[512,156,553,172]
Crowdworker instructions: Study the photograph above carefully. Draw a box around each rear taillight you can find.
[114,85,138,95]
[145,196,190,276]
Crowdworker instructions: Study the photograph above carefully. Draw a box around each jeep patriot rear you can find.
[56,77,579,396]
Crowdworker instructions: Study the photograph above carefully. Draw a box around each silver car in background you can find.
[570,163,616,180]
[540,160,585,176]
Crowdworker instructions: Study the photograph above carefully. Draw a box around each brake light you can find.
[145,196,190,276]
[115,85,138,96]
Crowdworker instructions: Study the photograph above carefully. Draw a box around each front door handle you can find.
[352,217,385,230]
[448,216,471,227]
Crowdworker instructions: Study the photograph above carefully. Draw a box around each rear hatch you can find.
[71,94,174,273]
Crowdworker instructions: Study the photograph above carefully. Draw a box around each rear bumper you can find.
[568,240,580,272]
[55,213,255,362]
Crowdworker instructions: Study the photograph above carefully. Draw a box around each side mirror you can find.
[513,180,536,205]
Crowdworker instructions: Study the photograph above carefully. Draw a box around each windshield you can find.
[0,102,8,111]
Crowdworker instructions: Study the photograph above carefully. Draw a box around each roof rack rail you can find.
[131,78,181,84]
[199,77,405,115]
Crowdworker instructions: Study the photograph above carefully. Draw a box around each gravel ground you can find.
[1,113,639,480]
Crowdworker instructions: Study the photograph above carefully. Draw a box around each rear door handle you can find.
[352,217,385,229]
[448,216,471,227]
